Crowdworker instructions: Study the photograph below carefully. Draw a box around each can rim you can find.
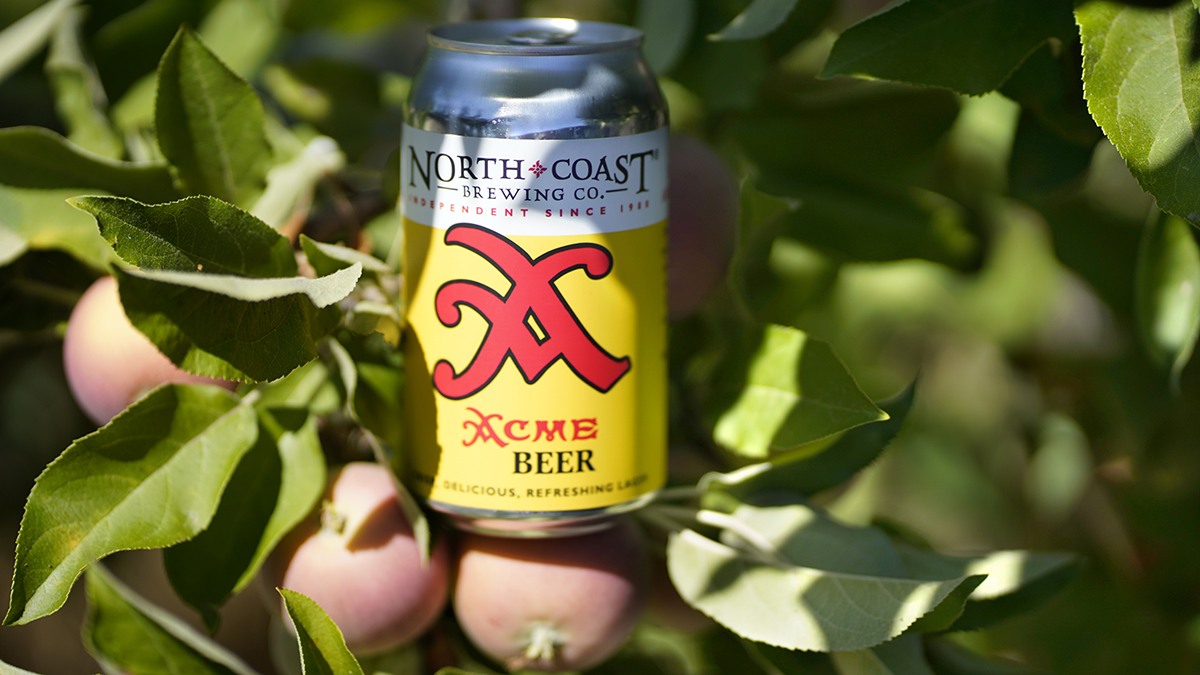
[428,18,643,56]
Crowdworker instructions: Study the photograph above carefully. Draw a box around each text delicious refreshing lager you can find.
[401,19,668,536]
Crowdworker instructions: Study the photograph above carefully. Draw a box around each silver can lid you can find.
[428,18,643,56]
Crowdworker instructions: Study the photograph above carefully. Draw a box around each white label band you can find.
[400,126,668,236]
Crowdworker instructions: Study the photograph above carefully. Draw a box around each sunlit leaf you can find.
[704,324,887,458]
[84,564,258,675]
[113,264,354,382]
[69,194,356,381]
[155,27,271,204]
[4,384,257,626]
[279,588,365,675]
[666,526,982,652]
[197,0,281,77]
[0,0,77,85]
[164,407,325,630]
[1078,1,1200,225]
[71,195,296,277]
[702,385,913,500]
[252,136,345,231]
[0,186,112,269]
[897,545,1078,631]
[300,235,392,277]
[824,0,1075,95]
[120,264,362,308]
[1135,214,1200,385]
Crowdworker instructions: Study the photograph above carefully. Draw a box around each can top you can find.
[428,18,642,56]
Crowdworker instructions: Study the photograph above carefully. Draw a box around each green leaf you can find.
[300,235,392,277]
[121,264,362,308]
[896,546,1077,632]
[278,588,365,675]
[0,0,77,85]
[731,80,961,184]
[666,526,983,652]
[703,385,913,500]
[300,236,399,343]
[251,136,345,231]
[0,186,112,269]
[252,358,341,414]
[70,195,357,381]
[637,0,694,73]
[1077,1,1200,225]
[704,324,887,459]
[196,0,282,77]
[745,181,974,273]
[1007,111,1097,201]
[46,5,123,158]
[113,264,354,382]
[329,334,406,447]
[1135,214,1200,384]
[83,564,258,675]
[0,127,176,201]
[664,499,984,652]
[164,407,325,630]
[823,0,1075,95]
[999,38,1099,148]
[89,0,206,101]
[71,195,296,277]
[709,0,798,41]
[4,384,258,626]
[155,27,271,204]
[1027,412,1093,522]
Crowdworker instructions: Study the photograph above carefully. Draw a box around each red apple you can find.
[263,462,450,655]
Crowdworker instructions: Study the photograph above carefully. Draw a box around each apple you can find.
[452,519,649,671]
[62,275,232,425]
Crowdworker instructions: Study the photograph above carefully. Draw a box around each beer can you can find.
[400,18,668,536]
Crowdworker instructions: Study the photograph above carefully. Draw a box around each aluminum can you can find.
[400,18,668,536]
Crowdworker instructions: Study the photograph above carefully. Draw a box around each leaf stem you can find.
[654,485,702,502]
[647,504,784,564]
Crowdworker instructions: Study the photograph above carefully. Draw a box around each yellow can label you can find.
[401,126,667,513]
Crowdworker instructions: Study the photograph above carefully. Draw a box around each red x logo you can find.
[432,224,631,400]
